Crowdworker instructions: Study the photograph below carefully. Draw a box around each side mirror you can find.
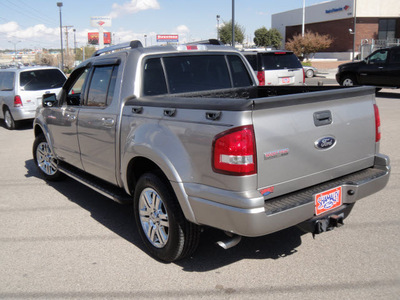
[42,93,58,107]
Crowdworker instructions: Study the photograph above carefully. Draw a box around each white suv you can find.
[0,66,66,129]
[243,50,305,86]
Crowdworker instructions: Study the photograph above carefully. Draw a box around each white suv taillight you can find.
[374,104,381,142]
[257,71,265,86]
[212,125,257,175]
[14,95,23,107]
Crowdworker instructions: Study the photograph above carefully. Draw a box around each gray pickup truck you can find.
[32,41,390,262]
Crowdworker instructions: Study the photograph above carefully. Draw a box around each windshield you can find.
[20,69,66,91]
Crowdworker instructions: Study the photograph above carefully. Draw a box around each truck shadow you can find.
[376,91,400,99]
[25,159,305,271]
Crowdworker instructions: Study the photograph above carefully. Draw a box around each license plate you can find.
[281,77,291,84]
[315,186,342,215]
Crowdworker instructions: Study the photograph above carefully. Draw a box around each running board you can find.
[58,163,132,204]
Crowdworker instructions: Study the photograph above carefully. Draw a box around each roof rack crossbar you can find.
[92,40,143,57]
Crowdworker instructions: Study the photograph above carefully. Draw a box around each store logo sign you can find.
[325,5,351,14]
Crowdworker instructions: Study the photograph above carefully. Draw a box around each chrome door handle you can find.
[102,118,115,127]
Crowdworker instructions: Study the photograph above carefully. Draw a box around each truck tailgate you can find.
[252,87,377,198]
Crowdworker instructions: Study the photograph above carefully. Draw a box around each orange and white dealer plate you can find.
[315,186,342,216]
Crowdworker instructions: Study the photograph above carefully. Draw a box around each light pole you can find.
[144,34,147,47]
[73,28,76,54]
[352,0,357,61]
[232,0,235,47]
[302,0,305,37]
[8,40,21,61]
[216,15,220,40]
[57,2,64,70]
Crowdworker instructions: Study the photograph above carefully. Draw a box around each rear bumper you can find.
[186,154,390,237]
[10,106,36,121]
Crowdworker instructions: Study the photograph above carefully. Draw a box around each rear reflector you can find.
[212,125,257,176]
[374,104,381,142]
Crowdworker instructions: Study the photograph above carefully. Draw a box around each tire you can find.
[305,69,314,78]
[133,172,200,262]
[4,108,16,130]
[33,134,63,181]
[340,75,357,86]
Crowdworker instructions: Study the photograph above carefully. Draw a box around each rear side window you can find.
[143,58,168,96]
[19,69,66,91]
[142,54,253,96]
[244,54,257,71]
[227,55,253,87]
[260,53,302,70]
[389,48,400,64]
[0,72,15,91]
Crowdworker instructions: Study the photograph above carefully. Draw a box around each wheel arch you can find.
[125,155,197,224]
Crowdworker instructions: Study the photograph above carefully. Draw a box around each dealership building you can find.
[271,0,400,60]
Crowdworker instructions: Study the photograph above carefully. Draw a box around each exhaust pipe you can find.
[216,232,242,249]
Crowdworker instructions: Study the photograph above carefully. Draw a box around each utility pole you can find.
[63,25,74,55]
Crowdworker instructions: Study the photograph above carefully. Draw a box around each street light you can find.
[73,29,76,54]
[232,0,235,47]
[8,40,21,61]
[57,2,64,70]
[216,15,220,40]
[144,34,147,47]
[352,0,357,61]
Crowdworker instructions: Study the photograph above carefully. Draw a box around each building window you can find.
[378,19,396,40]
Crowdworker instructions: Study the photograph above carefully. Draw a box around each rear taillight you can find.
[374,104,381,142]
[302,68,306,84]
[14,95,23,107]
[212,125,257,176]
[257,71,265,86]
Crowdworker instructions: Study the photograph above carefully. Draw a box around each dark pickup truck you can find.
[336,46,400,88]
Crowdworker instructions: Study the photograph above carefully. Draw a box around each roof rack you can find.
[186,39,224,46]
[92,40,143,57]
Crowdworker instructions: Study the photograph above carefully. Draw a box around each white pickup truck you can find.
[32,41,390,262]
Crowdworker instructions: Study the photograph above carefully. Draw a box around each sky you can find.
[0,0,327,50]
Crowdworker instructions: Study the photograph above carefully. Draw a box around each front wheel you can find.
[33,134,63,181]
[133,173,200,262]
[305,69,314,78]
[340,75,357,86]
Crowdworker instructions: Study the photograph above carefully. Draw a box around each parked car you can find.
[303,65,318,78]
[336,46,400,88]
[242,50,305,86]
[0,66,66,129]
[32,41,390,262]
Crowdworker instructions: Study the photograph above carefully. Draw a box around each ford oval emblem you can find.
[315,136,336,150]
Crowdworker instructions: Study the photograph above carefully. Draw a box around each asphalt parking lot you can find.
[0,86,399,299]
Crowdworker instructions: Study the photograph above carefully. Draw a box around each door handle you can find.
[102,118,115,127]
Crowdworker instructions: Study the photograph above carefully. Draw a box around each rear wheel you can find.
[33,134,63,181]
[133,172,200,262]
[340,75,357,86]
[4,108,16,130]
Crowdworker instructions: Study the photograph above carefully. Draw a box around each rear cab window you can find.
[142,54,253,96]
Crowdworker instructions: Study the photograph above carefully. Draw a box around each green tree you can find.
[286,31,333,60]
[75,46,97,61]
[254,27,282,49]
[218,20,245,45]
